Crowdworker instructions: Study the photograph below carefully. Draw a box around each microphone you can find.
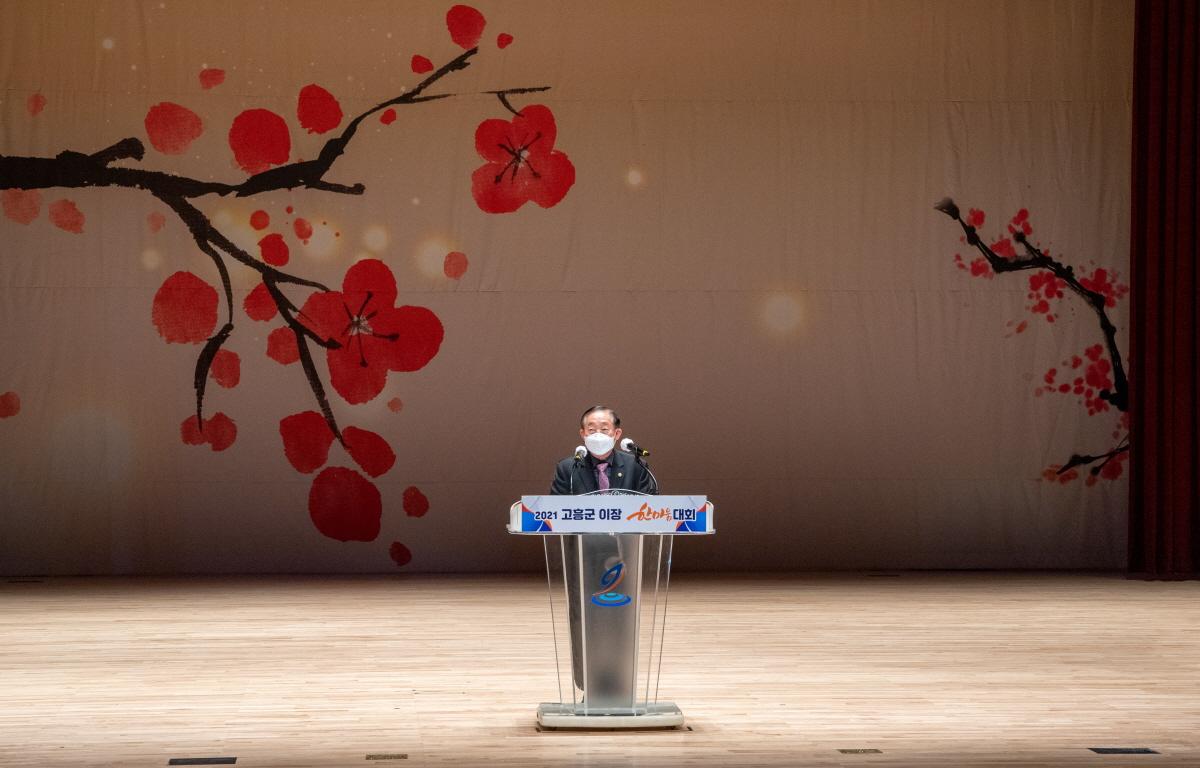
[573,445,587,463]
[620,438,649,457]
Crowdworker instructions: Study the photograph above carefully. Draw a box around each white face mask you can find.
[584,432,616,457]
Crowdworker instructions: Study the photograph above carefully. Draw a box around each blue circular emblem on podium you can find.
[591,591,632,607]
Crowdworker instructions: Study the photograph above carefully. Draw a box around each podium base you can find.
[536,702,684,730]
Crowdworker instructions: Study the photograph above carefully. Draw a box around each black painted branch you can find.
[1058,439,1130,476]
[933,197,1129,412]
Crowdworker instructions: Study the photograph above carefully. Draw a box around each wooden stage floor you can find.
[1,572,1197,767]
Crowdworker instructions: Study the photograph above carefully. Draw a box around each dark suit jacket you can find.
[550,450,657,495]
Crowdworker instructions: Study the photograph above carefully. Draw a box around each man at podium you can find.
[549,405,655,704]
[550,405,656,495]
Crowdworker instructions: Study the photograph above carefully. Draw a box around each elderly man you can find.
[549,404,656,708]
[550,405,656,495]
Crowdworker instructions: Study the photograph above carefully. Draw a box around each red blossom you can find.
[497,33,514,49]
[209,349,240,388]
[444,251,469,279]
[229,108,291,174]
[990,237,1017,260]
[294,218,313,243]
[144,102,204,155]
[280,410,335,473]
[403,485,430,517]
[471,104,575,214]
[0,391,20,419]
[48,199,84,233]
[446,5,486,49]
[343,426,396,477]
[2,189,41,225]
[1008,208,1033,237]
[411,55,433,74]
[380,108,397,125]
[1099,452,1127,480]
[1029,272,1065,300]
[199,68,225,90]
[1079,267,1129,308]
[180,412,237,451]
[390,541,413,566]
[266,326,299,365]
[296,259,444,404]
[258,233,289,266]
[153,271,218,344]
[966,208,985,228]
[297,84,343,135]
[308,466,381,542]
[968,257,992,278]
[250,210,270,230]
[244,282,278,322]
[387,397,404,413]
[27,92,46,116]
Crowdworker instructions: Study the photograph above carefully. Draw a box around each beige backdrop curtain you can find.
[0,1,1132,573]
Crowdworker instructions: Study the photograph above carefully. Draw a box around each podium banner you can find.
[512,495,713,534]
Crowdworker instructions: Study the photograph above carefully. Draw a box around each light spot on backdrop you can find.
[301,220,340,261]
[212,208,258,257]
[761,293,803,335]
[626,166,645,188]
[101,38,115,51]
[141,248,162,271]
[362,225,389,253]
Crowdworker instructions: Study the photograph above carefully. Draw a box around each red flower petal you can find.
[180,415,207,445]
[411,55,433,74]
[446,5,486,49]
[343,426,396,478]
[296,84,343,135]
[258,233,289,266]
[527,151,575,209]
[444,251,468,279]
[380,108,396,125]
[497,32,514,49]
[209,349,241,388]
[279,410,334,473]
[27,92,46,116]
[0,391,21,419]
[179,412,235,450]
[48,199,85,233]
[297,291,346,343]
[389,541,413,566]
[309,467,381,542]
[229,109,291,174]
[244,282,278,322]
[342,258,398,308]
[370,305,445,372]
[267,326,300,365]
[144,102,204,155]
[205,412,237,451]
[199,68,225,90]
[2,189,41,225]
[250,210,270,230]
[153,271,218,344]
[327,344,392,404]
[403,486,430,518]
[293,217,313,243]
[387,397,403,413]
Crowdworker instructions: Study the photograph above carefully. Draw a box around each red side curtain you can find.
[1129,0,1200,578]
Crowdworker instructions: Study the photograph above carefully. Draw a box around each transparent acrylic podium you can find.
[508,492,715,729]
